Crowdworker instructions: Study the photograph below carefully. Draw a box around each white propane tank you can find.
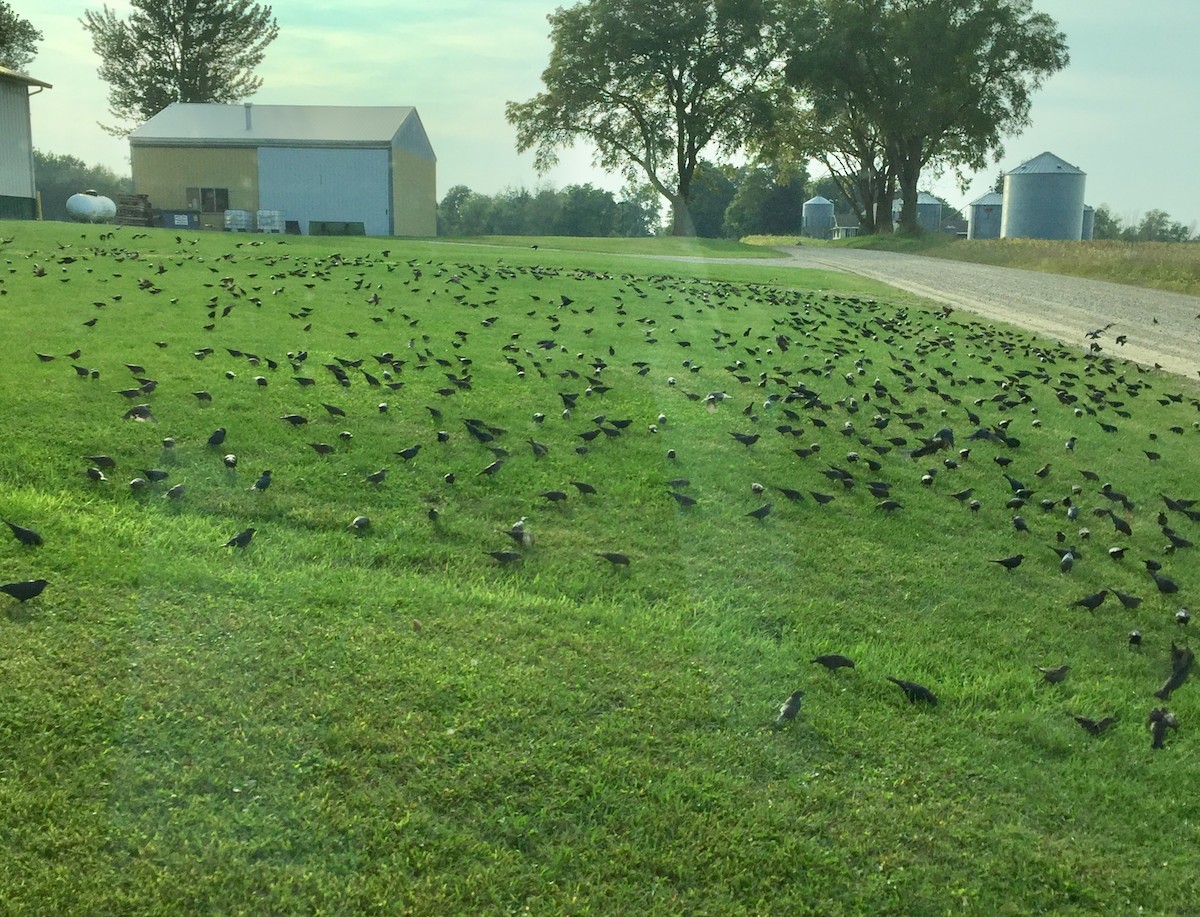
[66,190,118,223]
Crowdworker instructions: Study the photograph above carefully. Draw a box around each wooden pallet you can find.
[116,193,153,227]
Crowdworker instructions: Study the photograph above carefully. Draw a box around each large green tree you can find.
[0,2,42,72]
[81,0,279,136]
[787,0,1068,234]
[506,0,792,236]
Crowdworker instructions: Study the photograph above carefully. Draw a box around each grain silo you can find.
[1000,152,1085,240]
[802,195,835,239]
[1081,205,1095,241]
[967,191,1003,240]
[891,193,943,233]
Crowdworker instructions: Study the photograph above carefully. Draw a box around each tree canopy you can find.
[0,2,42,72]
[786,0,1068,233]
[506,0,792,236]
[81,0,279,136]
[33,151,132,222]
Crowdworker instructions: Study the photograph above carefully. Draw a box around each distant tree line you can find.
[438,168,854,239]
[437,184,660,238]
[1091,206,1196,243]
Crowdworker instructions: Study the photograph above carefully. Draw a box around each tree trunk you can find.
[894,158,922,235]
[669,191,696,236]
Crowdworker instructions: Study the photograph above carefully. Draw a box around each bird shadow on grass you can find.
[5,605,34,624]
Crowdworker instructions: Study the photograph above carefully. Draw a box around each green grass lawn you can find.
[2,221,1199,914]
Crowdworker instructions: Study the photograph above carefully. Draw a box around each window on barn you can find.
[186,187,231,213]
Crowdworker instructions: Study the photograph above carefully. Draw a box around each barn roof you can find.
[0,65,52,89]
[129,103,434,159]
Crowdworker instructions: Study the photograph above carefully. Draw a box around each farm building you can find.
[967,191,1003,240]
[1000,151,1085,241]
[0,66,52,220]
[129,103,436,236]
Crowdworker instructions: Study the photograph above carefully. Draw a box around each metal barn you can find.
[129,103,436,236]
[0,66,52,220]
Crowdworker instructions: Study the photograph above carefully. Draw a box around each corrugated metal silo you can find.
[1001,152,1086,240]
[802,195,835,239]
[891,192,943,233]
[1081,205,1095,241]
[967,191,1003,240]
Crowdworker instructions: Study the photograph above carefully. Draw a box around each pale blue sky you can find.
[22,1,1200,229]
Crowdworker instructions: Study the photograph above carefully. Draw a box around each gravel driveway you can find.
[759,247,1200,380]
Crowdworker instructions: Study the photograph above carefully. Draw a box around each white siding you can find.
[257,147,391,236]
[0,80,34,199]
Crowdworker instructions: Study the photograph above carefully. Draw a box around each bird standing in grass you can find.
[811,654,855,672]
[887,676,937,705]
[991,554,1023,572]
[223,527,255,548]
[775,690,804,727]
[1036,664,1070,684]
[3,520,43,546]
[1148,707,1179,749]
[251,469,272,491]
[1,579,48,602]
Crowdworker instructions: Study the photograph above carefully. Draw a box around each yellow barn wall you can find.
[131,145,260,225]
[391,147,436,237]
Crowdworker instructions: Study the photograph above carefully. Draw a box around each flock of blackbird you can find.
[3,229,1199,753]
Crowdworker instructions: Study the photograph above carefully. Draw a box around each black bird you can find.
[1,579,48,602]
[812,653,855,672]
[746,502,773,520]
[1071,590,1109,611]
[1036,664,1070,684]
[309,442,334,455]
[250,469,272,491]
[4,520,43,546]
[596,552,630,566]
[1154,644,1194,700]
[1110,589,1141,610]
[363,468,387,484]
[395,444,422,460]
[774,690,805,727]
[207,427,227,447]
[991,554,1024,571]
[487,550,521,565]
[222,527,255,548]
[810,491,836,505]
[142,468,169,482]
[1068,713,1117,736]
[1150,570,1180,594]
[887,676,937,705]
[670,491,697,508]
[570,481,597,495]
[730,432,759,447]
[527,438,549,459]
[478,459,505,476]
[1148,707,1179,749]
[540,490,568,503]
[281,413,308,426]
[1129,630,1143,648]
